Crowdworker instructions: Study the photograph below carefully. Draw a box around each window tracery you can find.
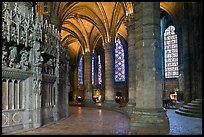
[78,56,83,85]
[98,55,102,85]
[91,56,94,85]
[115,38,125,82]
[164,25,179,78]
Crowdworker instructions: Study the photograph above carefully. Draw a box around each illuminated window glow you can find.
[78,56,83,85]
[98,55,102,85]
[91,56,94,85]
[164,25,179,78]
[115,38,125,82]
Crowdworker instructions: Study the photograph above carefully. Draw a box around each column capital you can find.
[103,42,114,51]
[83,51,92,58]
[124,14,135,33]
[124,14,134,26]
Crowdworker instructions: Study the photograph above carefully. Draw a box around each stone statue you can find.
[28,32,33,47]
[11,26,17,41]
[2,41,8,66]
[44,34,48,43]
[8,46,17,68]
[46,58,53,74]
[34,43,43,65]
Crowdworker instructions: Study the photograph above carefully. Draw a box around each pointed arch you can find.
[114,35,127,82]
[164,25,179,78]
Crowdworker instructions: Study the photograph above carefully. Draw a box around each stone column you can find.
[32,79,42,128]
[129,2,169,135]
[53,40,60,121]
[124,14,136,108]
[11,80,15,109]
[64,46,69,117]
[103,42,117,108]
[73,67,78,102]
[5,79,9,110]
[181,4,191,103]
[32,41,43,128]
[83,52,93,104]
[178,69,184,100]
[16,80,20,109]
[186,2,202,101]
[23,77,34,129]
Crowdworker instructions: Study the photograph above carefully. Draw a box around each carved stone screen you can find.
[164,25,179,78]
[2,79,23,110]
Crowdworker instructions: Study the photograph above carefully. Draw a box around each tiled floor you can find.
[3,106,202,135]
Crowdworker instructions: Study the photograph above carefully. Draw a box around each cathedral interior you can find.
[2,2,202,135]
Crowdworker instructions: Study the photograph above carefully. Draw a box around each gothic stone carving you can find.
[19,48,29,71]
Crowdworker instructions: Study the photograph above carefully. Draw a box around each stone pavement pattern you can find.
[3,107,202,135]
[167,108,202,135]
[7,107,130,135]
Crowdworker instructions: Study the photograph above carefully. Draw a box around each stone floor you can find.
[167,108,202,135]
[3,106,202,135]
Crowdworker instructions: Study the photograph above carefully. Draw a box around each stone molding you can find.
[2,67,33,80]
[42,74,56,83]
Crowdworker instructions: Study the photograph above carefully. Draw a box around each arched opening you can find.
[92,44,105,103]
[160,9,182,108]
[114,35,128,105]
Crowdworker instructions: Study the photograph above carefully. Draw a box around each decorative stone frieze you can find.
[2,109,24,128]
[42,74,57,83]
[2,67,33,80]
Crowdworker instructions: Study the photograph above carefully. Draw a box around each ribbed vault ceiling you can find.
[36,2,183,65]
[47,2,132,64]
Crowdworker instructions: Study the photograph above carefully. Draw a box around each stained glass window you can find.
[115,38,125,82]
[98,55,102,85]
[91,56,94,85]
[164,25,179,78]
[78,56,83,85]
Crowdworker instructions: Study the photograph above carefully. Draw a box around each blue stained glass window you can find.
[164,25,179,78]
[78,56,83,85]
[98,55,102,85]
[115,38,125,82]
[91,56,94,85]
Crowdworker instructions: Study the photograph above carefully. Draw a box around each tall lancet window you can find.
[78,56,83,85]
[114,38,125,82]
[98,55,102,85]
[164,25,179,78]
[91,56,94,85]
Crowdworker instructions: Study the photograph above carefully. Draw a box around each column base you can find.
[129,109,169,135]
[53,106,60,121]
[33,109,42,128]
[101,100,118,110]
[83,99,96,107]
[124,102,136,116]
